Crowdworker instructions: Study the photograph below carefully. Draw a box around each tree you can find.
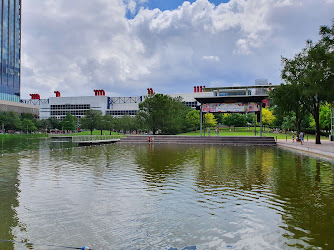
[214,113,224,124]
[61,113,77,132]
[204,113,217,128]
[80,110,102,135]
[186,109,200,131]
[222,113,247,128]
[103,115,115,135]
[137,94,190,134]
[319,103,331,132]
[22,118,37,133]
[310,103,332,132]
[262,108,275,128]
[281,21,334,144]
[47,117,61,130]
[0,112,21,131]
[270,84,308,135]
[222,114,233,129]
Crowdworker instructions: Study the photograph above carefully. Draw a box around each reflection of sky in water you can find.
[0,143,334,249]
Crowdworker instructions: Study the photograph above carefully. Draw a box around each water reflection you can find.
[0,141,334,249]
[0,156,20,250]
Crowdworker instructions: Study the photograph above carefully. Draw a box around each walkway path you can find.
[277,139,334,160]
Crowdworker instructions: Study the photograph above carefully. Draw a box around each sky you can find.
[21,0,334,99]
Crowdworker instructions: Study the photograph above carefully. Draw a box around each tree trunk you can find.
[101,129,103,135]
[296,118,301,136]
[109,129,111,135]
[314,105,321,144]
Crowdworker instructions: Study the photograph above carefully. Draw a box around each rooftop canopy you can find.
[203,85,280,92]
[195,94,269,104]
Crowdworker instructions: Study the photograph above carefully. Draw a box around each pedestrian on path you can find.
[207,127,211,136]
[299,131,304,145]
[292,134,295,143]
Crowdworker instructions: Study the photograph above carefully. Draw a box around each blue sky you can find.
[21,0,334,98]
[126,0,230,18]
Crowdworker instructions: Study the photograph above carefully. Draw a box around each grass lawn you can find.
[0,133,48,139]
[179,127,327,140]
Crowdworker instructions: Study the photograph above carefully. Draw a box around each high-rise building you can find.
[0,0,21,102]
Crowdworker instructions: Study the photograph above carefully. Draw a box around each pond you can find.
[0,138,334,249]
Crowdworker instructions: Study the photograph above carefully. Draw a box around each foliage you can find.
[102,115,115,135]
[204,113,217,128]
[245,113,255,125]
[137,94,190,134]
[222,113,247,128]
[117,115,138,134]
[186,110,200,131]
[61,113,77,132]
[262,108,275,128]
[0,112,21,131]
[21,118,37,132]
[80,109,103,135]
[270,83,308,134]
[280,21,334,144]
[47,117,61,130]
[214,113,224,124]
[310,103,332,131]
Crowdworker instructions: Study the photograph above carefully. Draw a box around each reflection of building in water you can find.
[0,155,20,249]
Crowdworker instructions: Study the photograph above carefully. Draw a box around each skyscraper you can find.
[0,0,21,102]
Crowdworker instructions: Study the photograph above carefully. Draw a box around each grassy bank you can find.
[179,127,327,140]
[0,133,48,139]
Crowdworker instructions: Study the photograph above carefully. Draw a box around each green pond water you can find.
[0,138,334,249]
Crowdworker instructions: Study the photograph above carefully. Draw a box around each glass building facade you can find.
[0,0,21,102]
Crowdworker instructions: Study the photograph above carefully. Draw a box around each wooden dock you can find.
[75,139,120,146]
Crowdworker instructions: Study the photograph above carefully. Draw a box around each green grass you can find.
[0,133,48,139]
[179,127,327,140]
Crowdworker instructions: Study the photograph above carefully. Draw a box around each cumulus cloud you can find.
[21,0,334,98]
[203,56,220,62]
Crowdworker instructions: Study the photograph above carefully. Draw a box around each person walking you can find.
[299,131,304,145]
[292,134,295,143]
[207,127,211,136]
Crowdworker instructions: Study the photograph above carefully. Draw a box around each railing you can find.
[71,135,126,142]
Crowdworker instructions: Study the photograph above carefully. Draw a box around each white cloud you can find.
[203,56,220,62]
[127,0,137,14]
[21,0,334,98]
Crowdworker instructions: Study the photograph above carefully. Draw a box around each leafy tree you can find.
[47,117,61,130]
[245,113,255,126]
[270,84,308,135]
[262,108,275,128]
[22,118,37,133]
[61,113,77,132]
[204,113,217,128]
[214,113,224,124]
[186,110,200,131]
[0,112,21,131]
[137,94,190,134]
[222,113,247,128]
[222,114,233,129]
[80,110,102,135]
[310,103,332,132]
[39,119,51,131]
[103,115,115,135]
[281,21,334,144]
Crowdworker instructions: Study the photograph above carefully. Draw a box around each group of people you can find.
[292,131,304,144]
[207,127,220,136]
